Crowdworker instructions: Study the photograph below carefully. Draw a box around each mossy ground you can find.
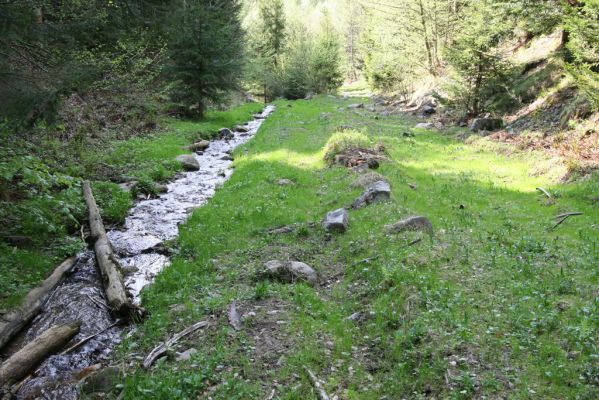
[116,96,599,399]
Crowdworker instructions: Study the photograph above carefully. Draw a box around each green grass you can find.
[117,95,598,399]
[0,102,263,311]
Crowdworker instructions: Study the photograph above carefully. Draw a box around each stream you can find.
[12,105,275,400]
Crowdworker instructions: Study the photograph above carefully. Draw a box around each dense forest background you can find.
[0,0,597,301]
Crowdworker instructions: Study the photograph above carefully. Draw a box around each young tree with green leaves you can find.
[311,13,344,93]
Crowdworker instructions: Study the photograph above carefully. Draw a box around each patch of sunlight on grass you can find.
[239,149,324,170]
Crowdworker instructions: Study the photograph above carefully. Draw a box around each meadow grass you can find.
[117,95,597,399]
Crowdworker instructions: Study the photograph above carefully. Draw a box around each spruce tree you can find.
[166,0,245,117]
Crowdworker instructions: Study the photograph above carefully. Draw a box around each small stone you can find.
[323,208,349,233]
[175,348,198,362]
[352,181,391,209]
[277,179,295,186]
[234,125,249,133]
[220,155,233,161]
[385,216,433,236]
[347,103,364,110]
[187,140,210,152]
[175,154,200,171]
[263,260,318,285]
[415,123,434,129]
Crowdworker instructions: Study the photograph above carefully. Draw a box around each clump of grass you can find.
[323,129,372,164]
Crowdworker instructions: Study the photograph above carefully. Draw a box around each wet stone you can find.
[175,154,200,171]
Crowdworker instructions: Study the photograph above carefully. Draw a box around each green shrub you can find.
[323,129,372,164]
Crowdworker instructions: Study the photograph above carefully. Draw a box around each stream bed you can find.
[12,105,275,400]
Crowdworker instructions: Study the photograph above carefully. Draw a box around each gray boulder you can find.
[263,260,318,285]
[176,154,200,171]
[385,216,433,236]
[352,180,391,209]
[323,208,349,233]
[470,118,503,132]
[235,125,249,133]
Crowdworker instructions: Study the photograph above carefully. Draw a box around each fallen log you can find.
[0,322,80,387]
[0,257,76,351]
[82,181,132,316]
[142,320,211,369]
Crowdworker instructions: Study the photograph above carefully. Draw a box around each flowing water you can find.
[12,105,275,399]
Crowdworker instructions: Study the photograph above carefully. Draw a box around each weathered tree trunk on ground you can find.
[0,257,77,351]
[0,322,80,387]
[82,181,132,316]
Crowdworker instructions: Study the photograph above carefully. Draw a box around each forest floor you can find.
[114,95,598,399]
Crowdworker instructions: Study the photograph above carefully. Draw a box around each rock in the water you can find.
[187,140,210,152]
[352,180,391,209]
[385,216,433,236]
[80,367,121,395]
[220,155,233,161]
[323,208,349,233]
[277,178,295,186]
[176,348,198,362]
[218,128,234,139]
[176,154,200,171]
[235,125,249,133]
[263,260,318,285]
[470,118,503,132]
[347,103,364,110]
[415,122,434,129]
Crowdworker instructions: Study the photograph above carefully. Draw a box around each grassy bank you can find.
[117,95,598,399]
[0,102,262,310]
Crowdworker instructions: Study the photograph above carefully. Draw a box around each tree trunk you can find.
[417,0,436,75]
[0,257,77,351]
[82,181,132,316]
[0,323,80,387]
